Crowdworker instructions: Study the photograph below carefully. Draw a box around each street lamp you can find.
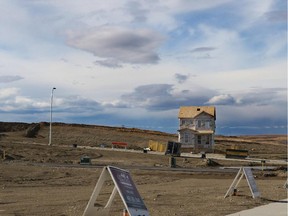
[48,87,56,145]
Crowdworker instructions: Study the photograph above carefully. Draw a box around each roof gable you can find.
[178,106,216,120]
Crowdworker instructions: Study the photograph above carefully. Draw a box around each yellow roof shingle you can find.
[178,106,216,119]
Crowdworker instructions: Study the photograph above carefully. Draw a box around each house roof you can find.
[178,106,216,119]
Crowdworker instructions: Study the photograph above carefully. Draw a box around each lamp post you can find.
[48,87,56,146]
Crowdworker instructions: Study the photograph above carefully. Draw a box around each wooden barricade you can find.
[111,142,128,149]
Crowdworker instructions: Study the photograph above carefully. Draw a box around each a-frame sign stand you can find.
[83,166,149,216]
[284,179,288,189]
[224,167,260,199]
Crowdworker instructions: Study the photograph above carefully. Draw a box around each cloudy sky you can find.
[0,0,287,135]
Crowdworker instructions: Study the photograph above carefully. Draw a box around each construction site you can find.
[0,122,287,216]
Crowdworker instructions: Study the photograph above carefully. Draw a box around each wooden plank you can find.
[224,168,243,198]
[112,142,128,147]
[83,167,111,216]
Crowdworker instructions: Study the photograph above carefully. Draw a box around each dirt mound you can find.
[0,122,31,132]
[25,123,41,138]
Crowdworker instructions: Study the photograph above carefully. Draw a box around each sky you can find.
[0,0,287,135]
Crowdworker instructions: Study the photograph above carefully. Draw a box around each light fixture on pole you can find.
[48,87,56,146]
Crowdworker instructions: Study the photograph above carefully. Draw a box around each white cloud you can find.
[14,96,33,105]
[0,88,19,99]
[66,26,165,65]
[206,94,236,105]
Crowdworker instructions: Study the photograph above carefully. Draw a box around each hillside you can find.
[0,121,177,148]
[0,121,287,160]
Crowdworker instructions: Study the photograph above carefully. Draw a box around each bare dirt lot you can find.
[0,122,287,216]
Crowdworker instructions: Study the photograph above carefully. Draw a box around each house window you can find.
[181,119,185,125]
[197,120,201,128]
[205,121,210,129]
[184,132,189,143]
[197,136,201,144]
[197,120,205,128]
[205,135,210,145]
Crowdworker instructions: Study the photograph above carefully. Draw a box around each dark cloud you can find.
[238,88,286,106]
[205,88,287,106]
[189,47,216,59]
[194,54,213,59]
[1,86,286,135]
[0,75,23,83]
[57,96,103,114]
[36,87,288,118]
[121,84,174,106]
[67,26,164,66]
[216,104,287,135]
[94,59,123,68]
[265,10,287,23]
[175,73,189,84]
[120,84,213,110]
[190,47,217,53]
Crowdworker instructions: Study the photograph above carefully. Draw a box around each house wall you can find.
[179,113,215,132]
[178,129,196,147]
[178,112,215,152]
[194,134,214,151]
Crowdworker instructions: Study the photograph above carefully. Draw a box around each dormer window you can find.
[181,119,185,125]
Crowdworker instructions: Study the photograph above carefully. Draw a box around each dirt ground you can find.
[0,122,287,216]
